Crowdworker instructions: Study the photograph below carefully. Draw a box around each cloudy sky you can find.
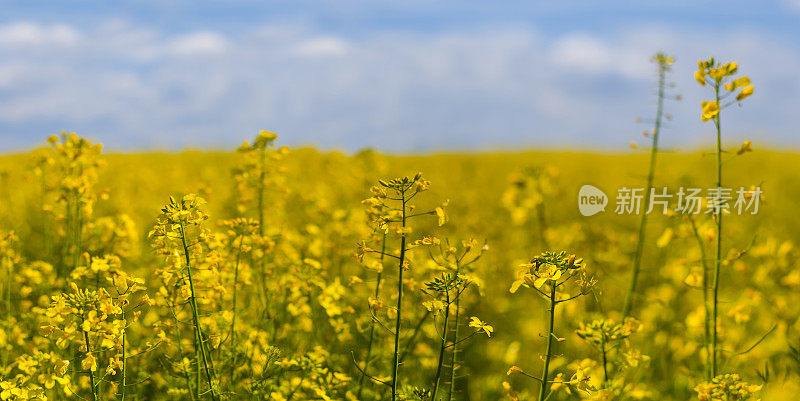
[0,1,798,152]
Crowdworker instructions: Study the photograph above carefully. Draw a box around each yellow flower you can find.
[502,381,520,401]
[568,367,594,393]
[736,85,754,101]
[509,277,525,293]
[534,263,563,288]
[81,354,98,372]
[695,70,706,86]
[701,101,720,122]
[506,365,523,375]
[550,372,566,392]
[237,141,251,152]
[656,228,674,248]
[258,130,278,141]
[55,360,70,376]
[694,374,761,401]
[651,53,674,66]
[708,67,726,81]
[725,76,750,91]
[684,270,703,288]
[469,316,494,337]
[435,204,448,226]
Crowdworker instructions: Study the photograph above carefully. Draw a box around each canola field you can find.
[1,59,799,401]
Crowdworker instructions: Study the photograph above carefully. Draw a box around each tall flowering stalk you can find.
[687,214,713,379]
[695,57,754,377]
[149,195,220,400]
[509,251,595,401]
[233,131,286,225]
[421,238,490,401]
[1,232,19,368]
[45,133,104,276]
[356,173,447,401]
[622,53,674,317]
[42,269,150,401]
[232,131,287,321]
[220,217,259,387]
[356,232,385,400]
[502,166,558,250]
[67,255,153,401]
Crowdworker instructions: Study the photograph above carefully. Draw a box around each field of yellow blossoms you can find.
[1,57,799,401]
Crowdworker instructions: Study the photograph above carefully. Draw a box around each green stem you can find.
[195,336,201,400]
[711,84,723,378]
[229,233,245,387]
[169,304,198,401]
[538,286,557,401]
[431,280,450,401]
[257,145,267,274]
[688,215,712,380]
[623,61,666,318]
[74,199,82,272]
[447,266,462,401]
[3,253,11,369]
[179,221,220,401]
[82,329,98,401]
[391,189,407,401]
[357,234,386,399]
[286,376,305,401]
[600,333,609,383]
[41,171,51,263]
[119,307,127,401]
[257,145,266,235]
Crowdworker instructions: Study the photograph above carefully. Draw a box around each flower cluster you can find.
[510,251,594,295]
[575,318,640,348]
[1,351,70,400]
[362,173,447,234]
[40,279,145,400]
[695,58,754,122]
[149,194,212,255]
[232,130,289,217]
[694,374,762,401]
[501,166,558,227]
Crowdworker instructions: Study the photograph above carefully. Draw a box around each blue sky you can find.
[1,1,799,152]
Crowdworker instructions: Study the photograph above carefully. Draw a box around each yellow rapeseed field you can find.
[1,58,798,401]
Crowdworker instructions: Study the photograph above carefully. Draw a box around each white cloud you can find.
[551,34,614,73]
[0,20,796,151]
[168,32,228,56]
[550,33,652,79]
[0,62,28,89]
[0,22,80,47]
[781,0,800,11]
[292,36,350,57]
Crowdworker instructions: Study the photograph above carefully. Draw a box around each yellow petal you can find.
[736,85,754,101]
[509,279,524,293]
[81,355,97,372]
[730,76,750,90]
[694,70,706,86]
